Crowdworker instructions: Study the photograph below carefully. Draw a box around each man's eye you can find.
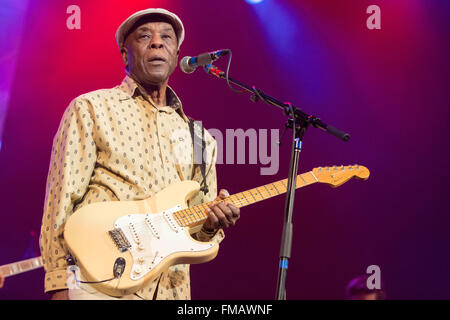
[162,35,171,39]
[140,34,150,39]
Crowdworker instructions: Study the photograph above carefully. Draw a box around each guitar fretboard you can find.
[173,171,319,228]
[0,256,43,278]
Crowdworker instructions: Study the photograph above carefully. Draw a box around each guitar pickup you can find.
[108,228,131,252]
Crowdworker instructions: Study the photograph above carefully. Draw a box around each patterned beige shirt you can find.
[39,75,224,299]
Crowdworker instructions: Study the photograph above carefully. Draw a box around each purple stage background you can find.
[0,0,449,299]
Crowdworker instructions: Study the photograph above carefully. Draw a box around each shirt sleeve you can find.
[39,97,97,293]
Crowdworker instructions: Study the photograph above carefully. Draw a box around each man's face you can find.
[122,20,179,86]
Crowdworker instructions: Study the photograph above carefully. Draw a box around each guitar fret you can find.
[263,184,274,197]
[199,206,208,219]
[192,207,204,222]
[174,212,183,226]
[186,208,196,223]
[184,209,193,225]
[173,214,183,226]
[310,171,319,182]
[190,207,200,222]
[229,194,240,207]
[234,193,245,205]
[242,192,252,205]
[199,203,209,215]
[178,210,189,226]
[234,193,244,205]
[272,183,281,195]
[255,187,265,200]
[251,188,263,200]
[298,174,307,186]
[275,181,287,193]
[242,193,251,205]
[247,189,258,202]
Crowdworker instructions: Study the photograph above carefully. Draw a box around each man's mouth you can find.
[147,56,166,63]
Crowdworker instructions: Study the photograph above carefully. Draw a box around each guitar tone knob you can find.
[137,243,145,251]
[134,266,142,274]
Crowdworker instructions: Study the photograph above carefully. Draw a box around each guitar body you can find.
[64,180,219,297]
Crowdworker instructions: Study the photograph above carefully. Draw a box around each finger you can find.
[227,203,240,219]
[209,204,230,228]
[217,202,235,225]
[205,207,220,230]
[217,189,230,200]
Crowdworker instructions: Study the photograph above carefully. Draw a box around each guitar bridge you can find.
[108,228,131,252]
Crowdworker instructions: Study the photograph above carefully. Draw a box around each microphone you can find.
[180,49,230,74]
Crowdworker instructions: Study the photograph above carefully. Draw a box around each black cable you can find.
[72,269,116,284]
[225,50,246,94]
[71,257,126,285]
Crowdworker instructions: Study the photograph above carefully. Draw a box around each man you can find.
[40,8,240,300]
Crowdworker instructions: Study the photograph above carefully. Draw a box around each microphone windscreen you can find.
[180,56,195,74]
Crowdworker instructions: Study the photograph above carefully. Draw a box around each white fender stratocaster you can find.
[64,165,370,296]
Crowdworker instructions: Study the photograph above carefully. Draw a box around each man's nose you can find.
[150,35,164,49]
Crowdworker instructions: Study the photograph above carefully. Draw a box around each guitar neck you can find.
[173,171,319,228]
[0,256,43,278]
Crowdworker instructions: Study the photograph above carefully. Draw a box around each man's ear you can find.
[121,47,128,68]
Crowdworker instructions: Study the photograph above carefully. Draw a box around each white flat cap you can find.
[115,8,185,50]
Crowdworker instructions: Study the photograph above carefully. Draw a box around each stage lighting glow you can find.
[246,0,264,4]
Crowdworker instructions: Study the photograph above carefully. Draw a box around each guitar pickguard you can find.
[112,205,214,281]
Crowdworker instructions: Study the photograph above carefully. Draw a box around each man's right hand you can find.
[51,289,69,300]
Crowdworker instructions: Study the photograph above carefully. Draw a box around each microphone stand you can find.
[203,64,350,300]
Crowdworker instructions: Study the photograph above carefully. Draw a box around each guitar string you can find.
[115,174,324,231]
[119,187,287,229]
[128,181,306,228]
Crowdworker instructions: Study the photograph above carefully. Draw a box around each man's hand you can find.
[0,273,4,288]
[51,289,69,300]
[203,189,240,232]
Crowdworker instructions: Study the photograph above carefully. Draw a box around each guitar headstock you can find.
[312,165,370,188]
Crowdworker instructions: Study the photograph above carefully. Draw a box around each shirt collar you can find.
[118,75,188,122]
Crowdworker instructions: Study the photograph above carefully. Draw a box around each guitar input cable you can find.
[68,256,126,285]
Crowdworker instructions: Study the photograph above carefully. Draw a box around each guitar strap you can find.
[188,118,209,194]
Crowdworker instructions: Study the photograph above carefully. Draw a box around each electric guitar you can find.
[0,256,43,279]
[64,165,370,296]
